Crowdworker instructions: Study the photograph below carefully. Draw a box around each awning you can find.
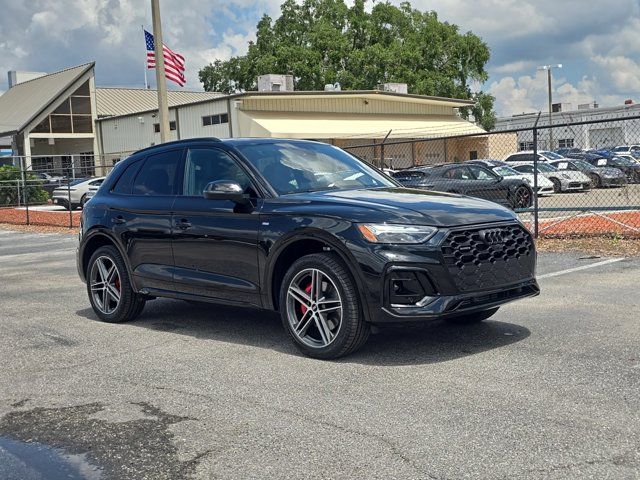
[237,111,485,140]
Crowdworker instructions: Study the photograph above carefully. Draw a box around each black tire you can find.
[279,253,370,359]
[86,245,145,323]
[589,173,601,188]
[513,186,533,209]
[550,177,562,193]
[80,194,88,207]
[446,307,499,325]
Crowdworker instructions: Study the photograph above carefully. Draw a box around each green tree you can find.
[0,166,50,206]
[199,0,496,130]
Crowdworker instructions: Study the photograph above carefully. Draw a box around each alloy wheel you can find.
[286,268,343,348]
[90,255,121,315]
[515,186,532,208]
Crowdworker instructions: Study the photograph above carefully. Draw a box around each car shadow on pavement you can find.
[77,299,530,366]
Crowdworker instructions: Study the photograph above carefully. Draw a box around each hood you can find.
[593,166,625,176]
[278,187,518,227]
[557,170,590,181]
[518,173,553,187]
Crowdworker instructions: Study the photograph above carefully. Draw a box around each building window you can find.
[31,80,93,134]
[153,121,177,133]
[558,138,574,148]
[469,150,478,160]
[201,114,229,126]
[519,141,535,151]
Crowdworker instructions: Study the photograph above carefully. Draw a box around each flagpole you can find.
[142,25,149,89]
[151,0,170,142]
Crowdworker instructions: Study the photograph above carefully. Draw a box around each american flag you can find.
[144,29,186,87]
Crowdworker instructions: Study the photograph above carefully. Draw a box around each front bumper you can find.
[601,176,627,187]
[381,279,539,321]
[352,221,539,324]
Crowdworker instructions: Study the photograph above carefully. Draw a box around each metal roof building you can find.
[0,62,489,171]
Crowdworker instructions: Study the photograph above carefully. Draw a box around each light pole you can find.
[537,64,562,150]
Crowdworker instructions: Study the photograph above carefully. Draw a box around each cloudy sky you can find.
[1,0,639,117]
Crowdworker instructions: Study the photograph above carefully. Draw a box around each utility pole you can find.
[537,64,562,150]
[151,0,170,142]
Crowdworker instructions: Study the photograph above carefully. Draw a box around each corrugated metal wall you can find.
[99,110,178,155]
[177,101,230,139]
[240,97,454,116]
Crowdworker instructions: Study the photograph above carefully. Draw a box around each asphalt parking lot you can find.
[0,229,638,479]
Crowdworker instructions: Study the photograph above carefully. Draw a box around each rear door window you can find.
[132,149,182,196]
[111,159,144,195]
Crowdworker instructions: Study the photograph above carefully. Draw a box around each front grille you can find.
[441,224,535,293]
[568,182,581,188]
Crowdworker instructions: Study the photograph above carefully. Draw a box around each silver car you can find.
[52,177,105,210]
[510,162,591,193]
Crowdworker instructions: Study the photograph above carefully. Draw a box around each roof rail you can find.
[133,137,222,155]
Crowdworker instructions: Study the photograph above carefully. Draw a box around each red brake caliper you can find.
[298,282,313,315]
[114,276,121,292]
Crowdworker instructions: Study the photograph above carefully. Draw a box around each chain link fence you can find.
[1,116,640,237]
[0,153,132,228]
[343,115,640,238]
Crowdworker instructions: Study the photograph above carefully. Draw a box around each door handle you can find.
[176,219,192,230]
[112,215,126,225]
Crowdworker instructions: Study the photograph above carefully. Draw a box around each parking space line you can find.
[538,257,625,279]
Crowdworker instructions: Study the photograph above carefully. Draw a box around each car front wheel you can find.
[513,186,533,209]
[279,253,370,359]
[87,245,146,323]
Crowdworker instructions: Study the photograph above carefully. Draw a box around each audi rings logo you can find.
[479,228,504,245]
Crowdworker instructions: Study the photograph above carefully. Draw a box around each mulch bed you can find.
[0,206,80,228]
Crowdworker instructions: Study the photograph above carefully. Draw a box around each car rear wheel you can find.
[589,173,601,188]
[551,178,562,193]
[87,245,145,323]
[279,253,370,359]
[446,307,499,325]
[513,186,533,209]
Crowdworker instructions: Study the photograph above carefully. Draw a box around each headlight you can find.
[357,224,438,244]
[561,173,571,179]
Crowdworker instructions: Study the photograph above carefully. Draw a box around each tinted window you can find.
[132,150,181,196]
[514,165,534,173]
[89,179,104,186]
[112,159,144,195]
[444,167,473,180]
[468,165,496,180]
[182,148,252,197]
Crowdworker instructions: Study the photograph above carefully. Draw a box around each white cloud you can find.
[0,0,282,91]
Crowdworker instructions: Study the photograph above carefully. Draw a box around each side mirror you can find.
[203,180,249,204]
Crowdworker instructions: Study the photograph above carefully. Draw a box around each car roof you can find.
[130,137,325,157]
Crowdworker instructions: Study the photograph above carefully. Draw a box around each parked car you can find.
[584,156,640,183]
[392,163,534,209]
[511,162,591,192]
[548,159,626,188]
[554,147,582,156]
[611,145,640,154]
[585,149,615,158]
[467,159,555,196]
[615,154,640,165]
[52,177,105,210]
[77,138,539,359]
[504,150,566,163]
[36,172,66,183]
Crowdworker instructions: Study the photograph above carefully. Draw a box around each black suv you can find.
[77,138,539,359]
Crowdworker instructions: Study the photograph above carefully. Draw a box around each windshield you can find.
[537,163,557,173]
[235,141,396,195]
[612,156,636,166]
[493,166,520,176]
[571,160,593,170]
[541,151,564,160]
